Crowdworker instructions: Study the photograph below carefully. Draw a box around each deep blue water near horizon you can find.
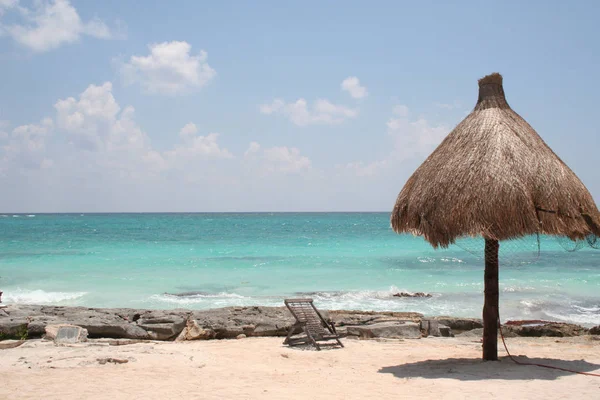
[1,213,599,326]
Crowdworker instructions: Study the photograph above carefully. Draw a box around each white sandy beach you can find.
[1,336,599,400]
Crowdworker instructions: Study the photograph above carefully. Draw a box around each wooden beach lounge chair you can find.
[283,298,344,350]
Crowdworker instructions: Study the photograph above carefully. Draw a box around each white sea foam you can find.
[295,286,474,316]
[26,214,35,217]
[544,309,600,327]
[3,289,87,304]
[150,292,247,306]
[440,257,463,263]
[515,297,600,327]
[147,286,460,314]
[308,286,418,302]
[573,305,600,313]
[502,285,536,293]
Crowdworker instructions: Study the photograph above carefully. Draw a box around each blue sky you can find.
[0,0,598,212]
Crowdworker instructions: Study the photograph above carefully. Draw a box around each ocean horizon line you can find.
[1,211,392,215]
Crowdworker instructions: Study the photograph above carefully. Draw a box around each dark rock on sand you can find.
[346,321,421,339]
[0,320,28,338]
[1,304,592,342]
[135,310,189,340]
[191,306,295,339]
[0,339,25,349]
[48,324,89,344]
[175,319,216,341]
[433,317,483,333]
[456,322,589,338]
[589,325,600,335]
[420,319,453,337]
[329,310,423,326]
[501,322,588,337]
[393,292,432,298]
[1,305,151,340]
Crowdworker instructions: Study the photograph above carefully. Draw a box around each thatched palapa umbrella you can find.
[390,73,600,361]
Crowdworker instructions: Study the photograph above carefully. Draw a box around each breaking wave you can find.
[514,297,600,327]
[149,292,250,307]
[2,289,87,304]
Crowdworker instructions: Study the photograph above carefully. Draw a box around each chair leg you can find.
[284,322,300,345]
[304,327,321,351]
[283,322,304,346]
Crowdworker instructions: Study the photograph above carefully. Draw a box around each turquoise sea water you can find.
[1,213,599,326]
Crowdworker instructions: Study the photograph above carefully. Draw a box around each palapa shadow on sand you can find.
[379,356,600,381]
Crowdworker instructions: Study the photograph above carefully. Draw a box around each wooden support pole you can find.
[483,238,499,361]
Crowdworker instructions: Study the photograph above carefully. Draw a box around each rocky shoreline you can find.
[1,304,597,343]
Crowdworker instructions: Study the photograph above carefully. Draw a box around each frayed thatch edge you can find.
[478,73,503,86]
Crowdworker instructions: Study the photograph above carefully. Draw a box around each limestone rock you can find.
[2,304,591,343]
[434,317,483,333]
[45,324,88,344]
[346,321,421,339]
[191,306,295,339]
[420,319,453,337]
[439,325,453,337]
[53,325,88,344]
[456,328,484,338]
[236,334,247,339]
[0,340,25,350]
[589,326,600,335]
[135,310,188,340]
[330,310,423,327]
[501,322,588,337]
[0,320,28,339]
[175,319,216,341]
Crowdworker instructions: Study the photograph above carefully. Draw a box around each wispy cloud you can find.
[1,0,119,52]
[341,76,368,99]
[118,41,216,95]
[260,98,357,126]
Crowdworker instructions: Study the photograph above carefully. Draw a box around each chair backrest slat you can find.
[284,298,330,337]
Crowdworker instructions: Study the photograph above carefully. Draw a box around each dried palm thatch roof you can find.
[391,73,600,248]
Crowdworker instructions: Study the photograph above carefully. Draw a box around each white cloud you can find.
[434,100,462,110]
[55,82,124,151]
[392,104,409,117]
[83,17,112,39]
[259,98,357,126]
[244,141,261,157]
[179,122,198,139]
[341,76,368,99]
[387,109,448,157]
[1,117,53,171]
[1,0,115,52]
[52,86,232,184]
[339,159,389,177]
[340,105,448,178]
[259,99,284,115]
[262,146,311,173]
[165,125,233,162]
[0,0,17,15]
[0,120,9,139]
[119,41,216,95]
[0,82,324,212]
[11,118,53,152]
[244,142,311,174]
